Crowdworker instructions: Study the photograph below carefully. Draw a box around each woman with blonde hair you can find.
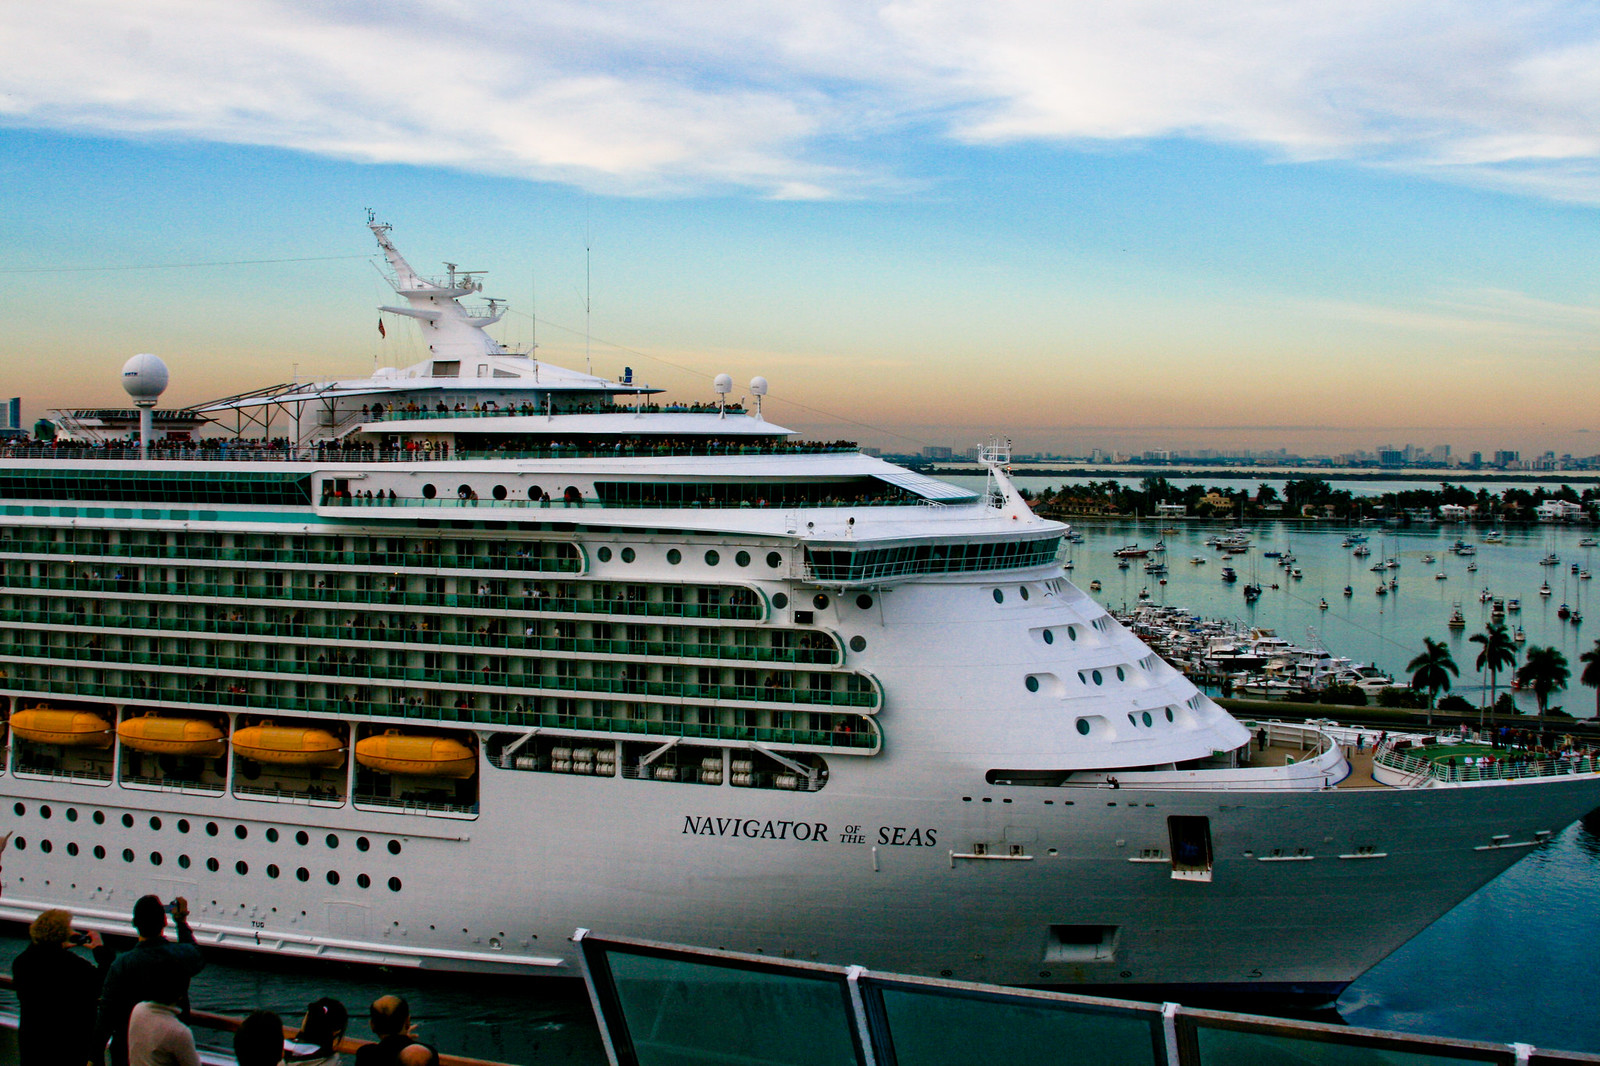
[12,908,113,1066]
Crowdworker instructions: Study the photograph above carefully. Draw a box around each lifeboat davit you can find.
[233,723,346,768]
[118,713,227,757]
[355,731,476,778]
[11,707,113,748]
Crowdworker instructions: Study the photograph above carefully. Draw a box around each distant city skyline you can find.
[2,3,1598,457]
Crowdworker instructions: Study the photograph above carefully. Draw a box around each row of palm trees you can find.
[1407,626,1600,724]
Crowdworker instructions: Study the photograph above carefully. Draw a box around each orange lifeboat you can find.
[355,731,475,778]
[233,723,346,768]
[11,707,113,748]
[118,713,227,757]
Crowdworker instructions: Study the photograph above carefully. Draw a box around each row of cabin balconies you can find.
[0,604,843,665]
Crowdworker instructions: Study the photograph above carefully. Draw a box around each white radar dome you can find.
[712,373,733,396]
[750,376,768,396]
[121,353,169,401]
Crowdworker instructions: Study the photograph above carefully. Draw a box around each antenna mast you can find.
[584,213,592,376]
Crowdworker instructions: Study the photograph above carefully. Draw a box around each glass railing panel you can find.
[875,983,1162,1066]
[1189,1019,1506,1065]
[599,949,861,1066]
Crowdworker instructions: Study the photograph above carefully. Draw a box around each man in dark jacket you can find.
[95,895,205,1066]
[353,996,414,1066]
[12,909,115,1066]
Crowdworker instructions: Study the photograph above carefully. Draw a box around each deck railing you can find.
[1374,740,1600,783]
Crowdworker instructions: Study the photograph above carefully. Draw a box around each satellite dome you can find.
[749,376,768,396]
[712,373,733,396]
[121,353,169,401]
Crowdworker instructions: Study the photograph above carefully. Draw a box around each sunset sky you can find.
[2,1,1598,457]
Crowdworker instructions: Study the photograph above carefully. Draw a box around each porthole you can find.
[93,810,106,825]
[849,635,867,653]
[621,547,636,563]
[813,594,830,611]
[993,589,1004,604]
[327,870,341,886]
[1043,629,1054,645]
[597,546,612,562]
[40,806,52,820]
[296,867,310,882]
[206,858,220,872]
[357,836,371,852]
[122,814,134,829]
[388,877,403,892]
[66,808,78,822]
[1067,627,1077,642]
[267,864,280,879]
[1092,670,1103,686]
[705,550,720,566]
[772,593,788,609]
[358,873,371,889]
[177,819,189,833]
[11,803,22,816]
[1142,711,1153,727]
[735,550,751,567]
[528,485,542,500]
[767,552,783,569]
[1076,719,1091,736]
[66,842,79,856]
[1165,708,1175,722]
[236,861,248,876]
[266,828,279,843]
[94,845,106,860]
[388,840,403,856]
[122,848,134,863]
[206,822,218,837]
[11,838,22,851]
[1026,676,1040,693]
[492,485,507,501]
[422,483,437,499]
[150,852,162,866]
[667,549,682,565]
[235,825,248,840]
[1129,713,1138,725]
[296,831,309,846]
[856,594,873,610]
[326,834,339,849]
[177,855,190,869]
[149,816,161,831]
[1116,667,1126,681]
[457,484,473,499]
[1020,586,1031,601]
[40,840,52,854]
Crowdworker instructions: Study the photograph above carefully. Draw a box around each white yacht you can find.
[2,219,1599,1003]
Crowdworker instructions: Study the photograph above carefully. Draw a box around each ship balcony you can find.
[0,642,881,711]
[0,537,583,575]
[0,662,883,756]
[0,574,766,622]
[0,608,843,665]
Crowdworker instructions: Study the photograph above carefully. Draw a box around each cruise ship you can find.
[2,218,1598,999]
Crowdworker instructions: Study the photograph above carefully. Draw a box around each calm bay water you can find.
[3,516,1599,1060]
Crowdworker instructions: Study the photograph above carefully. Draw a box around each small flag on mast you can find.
[378,318,386,338]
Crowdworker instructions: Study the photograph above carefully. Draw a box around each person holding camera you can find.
[12,909,114,1066]
[95,895,206,1066]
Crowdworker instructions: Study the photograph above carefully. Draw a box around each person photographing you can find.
[95,895,205,1066]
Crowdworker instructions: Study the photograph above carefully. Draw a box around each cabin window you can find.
[1076,719,1090,735]
[667,549,681,565]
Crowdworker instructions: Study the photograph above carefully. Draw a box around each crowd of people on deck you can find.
[11,894,447,1066]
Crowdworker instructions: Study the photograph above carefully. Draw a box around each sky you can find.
[2,0,1599,458]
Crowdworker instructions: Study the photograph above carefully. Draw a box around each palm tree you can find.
[1406,637,1458,722]
[1515,645,1570,716]
[1581,639,1600,718]
[1469,621,1518,727]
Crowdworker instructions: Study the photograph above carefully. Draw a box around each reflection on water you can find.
[1338,817,1600,1054]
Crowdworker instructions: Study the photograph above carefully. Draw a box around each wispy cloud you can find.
[4,1,1600,200]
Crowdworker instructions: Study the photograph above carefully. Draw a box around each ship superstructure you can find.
[1,221,1598,999]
